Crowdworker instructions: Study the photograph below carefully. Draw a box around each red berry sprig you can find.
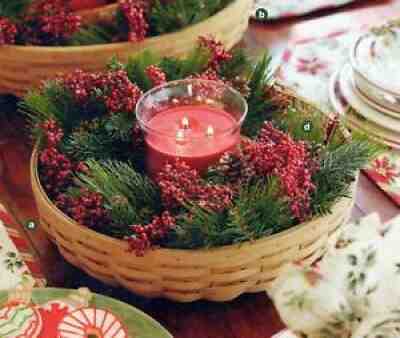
[41,119,64,147]
[39,147,74,198]
[59,69,142,114]
[38,119,87,198]
[119,0,148,42]
[100,70,143,114]
[145,65,167,87]
[128,211,176,256]
[0,17,17,45]
[242,122,317,221]
[22,0,81,45]
[60,69,96,102]
[56,188,109,228]
[198,35,233,70]
[157,160,233,212]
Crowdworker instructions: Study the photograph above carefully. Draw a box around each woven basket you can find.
[30,94,357,302]
[0,0,251,97]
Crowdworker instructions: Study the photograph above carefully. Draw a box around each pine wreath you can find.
[0,0,233,46]
[23,37,382,256]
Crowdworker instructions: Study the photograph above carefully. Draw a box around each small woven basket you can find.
[30,94,357,302]
[0,0,251,97]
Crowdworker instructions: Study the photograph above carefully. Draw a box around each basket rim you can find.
[30,146,354,256]
[0,0,245,54]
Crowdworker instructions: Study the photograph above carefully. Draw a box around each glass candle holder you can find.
[136,79,248,177]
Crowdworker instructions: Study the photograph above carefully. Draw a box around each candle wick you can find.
[176,129,185,143]
[182,117,190,129]
[206,126,214,138]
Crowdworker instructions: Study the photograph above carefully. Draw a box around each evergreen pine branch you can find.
[21,80,109,138]
[227,178,293,240]
[20,83,82,138]
[105,112,135,142]
[157,47,211,80]
[77,160,161,230]
[165,207,231,249]
[67,24,115,46]
[0,0,31,19]
[107,56,125,71]
[218,47,252,80]
[311,135,383,215]
[158,57,183,81]
[125,51,161,92]
[179,46,210,77]
[166,178,293,249]
[61,116,139,164]
[149,0,232,35]
[243,53,274,137]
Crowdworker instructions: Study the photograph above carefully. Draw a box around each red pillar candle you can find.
[136,80,247,177]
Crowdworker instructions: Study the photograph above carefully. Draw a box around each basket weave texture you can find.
[0,0,251,97]
[31,148,356,302]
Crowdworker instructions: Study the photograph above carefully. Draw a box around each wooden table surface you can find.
[0,1,399,337]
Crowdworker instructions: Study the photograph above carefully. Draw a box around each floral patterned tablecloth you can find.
[0,204,45,290]
[277,27,400,207]
[253,0,359,20]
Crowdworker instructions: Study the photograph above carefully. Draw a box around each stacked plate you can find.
[329,21,400,149]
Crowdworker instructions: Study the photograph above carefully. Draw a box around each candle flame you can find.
[181,117,190,129]
[176,129,185,142]
[206,125,214,137]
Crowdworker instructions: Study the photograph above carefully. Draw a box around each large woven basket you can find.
[0,0,251,97]
[30,94,357,302]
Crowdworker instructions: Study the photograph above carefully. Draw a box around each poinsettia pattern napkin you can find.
[0,205,45,290]
[270,213,400,338]
[253,0,359,20]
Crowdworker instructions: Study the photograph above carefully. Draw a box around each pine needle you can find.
[311,134,383,215]
[77,160,161,229]
[68,24,115,46]
[166,178,293,249]
[218,47,252,80]
[126,51,161,92]
[149,0,232,35]
[243,53,274,137]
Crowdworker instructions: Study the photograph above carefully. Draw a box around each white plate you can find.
[352,79,400,120]
[329,66,400,149]
[339,63,400,134]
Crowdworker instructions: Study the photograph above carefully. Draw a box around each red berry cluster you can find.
[0,17,17,45]
[22,0,81,45]
[38,119,71,197]
[157,160,233,212]
[195,68,221,82]
[145,65,167,87]
[101,70,143,113]
[119,0,148,42]
[56,189,109,229]
[243,122,317,221]
[39,147,74,198]
[191,68,231,99]
[38,119,88,199]
[198,35,232,70]
[60,69,96,102]
[128,211,176,256]
[41,119,64,146]
[59,69,142,113]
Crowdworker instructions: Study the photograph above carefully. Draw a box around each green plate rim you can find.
[0,287,173,338]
